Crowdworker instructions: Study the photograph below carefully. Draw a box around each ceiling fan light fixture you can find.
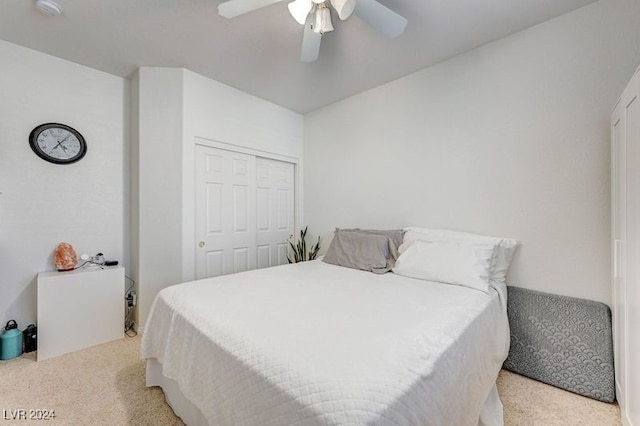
[34,0,62,16]
[288,0,313,25]
[330,0,355,20]
[313,4,334,34]
[217,0,408,63]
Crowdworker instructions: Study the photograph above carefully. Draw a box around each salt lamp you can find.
[54,242,77,271]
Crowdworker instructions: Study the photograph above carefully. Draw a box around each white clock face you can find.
[37,128,82,160]
[29,123,87,164]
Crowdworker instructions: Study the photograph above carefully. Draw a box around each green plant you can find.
[287,226,320,263]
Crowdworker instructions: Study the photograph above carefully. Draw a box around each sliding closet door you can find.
[195,144,296,279]
[255,157,295,268]
[195,145,257,279]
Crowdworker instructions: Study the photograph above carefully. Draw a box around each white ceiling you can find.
[0,0,597,113]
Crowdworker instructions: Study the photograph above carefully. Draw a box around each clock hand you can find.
[51,134,72,151]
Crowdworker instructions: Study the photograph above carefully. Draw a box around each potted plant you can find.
[287,226,320,263]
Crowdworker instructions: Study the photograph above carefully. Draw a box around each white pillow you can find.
[401,227,519,285]
[393,239,499,293]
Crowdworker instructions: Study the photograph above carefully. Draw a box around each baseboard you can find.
[616,380,624,406]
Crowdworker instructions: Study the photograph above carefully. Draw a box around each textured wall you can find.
[0,40,128,327]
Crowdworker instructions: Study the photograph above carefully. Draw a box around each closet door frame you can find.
[611,95,627,416]
[191,136,302,279]
[612,65,640,426]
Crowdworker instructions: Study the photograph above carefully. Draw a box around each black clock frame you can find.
[29,123,87,165]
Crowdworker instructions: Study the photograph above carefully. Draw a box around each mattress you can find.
[141,260,510,425]
[504,285,615,402]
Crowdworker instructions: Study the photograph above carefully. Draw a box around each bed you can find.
[141,227,516,425]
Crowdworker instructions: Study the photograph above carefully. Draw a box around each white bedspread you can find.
[141,260,509,425]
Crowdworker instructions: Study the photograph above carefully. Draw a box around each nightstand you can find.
[37,266,124,361]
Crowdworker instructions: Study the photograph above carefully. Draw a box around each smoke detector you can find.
[34,0,62,16]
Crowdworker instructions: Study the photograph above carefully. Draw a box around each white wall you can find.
[0,40,128,327]
[133,68,303,327]
[303,0,640,305]
[131,68,184,330]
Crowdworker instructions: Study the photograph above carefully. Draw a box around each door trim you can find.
[195,137,300,164]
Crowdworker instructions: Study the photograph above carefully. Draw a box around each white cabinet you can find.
[612,65,640,426]
[37,266,124,361]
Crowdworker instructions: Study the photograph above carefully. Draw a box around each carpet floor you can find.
[0,335,621,425]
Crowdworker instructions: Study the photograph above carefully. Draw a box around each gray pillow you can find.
[322,228,402,274]
[339,228,404,262]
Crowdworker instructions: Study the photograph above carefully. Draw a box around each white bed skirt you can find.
[147,358,504,426]
[147,358,209,426]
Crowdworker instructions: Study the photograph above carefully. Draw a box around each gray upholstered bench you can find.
[503,285,615,402]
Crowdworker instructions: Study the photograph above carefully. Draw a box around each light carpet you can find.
[0,336,621,425]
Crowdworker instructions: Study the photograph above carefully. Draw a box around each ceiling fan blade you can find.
[301,19,322,63]
[353,0,407,38]
[218,0,282,18]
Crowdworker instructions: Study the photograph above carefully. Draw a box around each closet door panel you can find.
[196,145,256,278]
[256,157,295,268]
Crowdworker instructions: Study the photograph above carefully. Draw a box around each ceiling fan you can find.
[218,0,408,63]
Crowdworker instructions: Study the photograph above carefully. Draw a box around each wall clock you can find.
[29,123,87,164]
